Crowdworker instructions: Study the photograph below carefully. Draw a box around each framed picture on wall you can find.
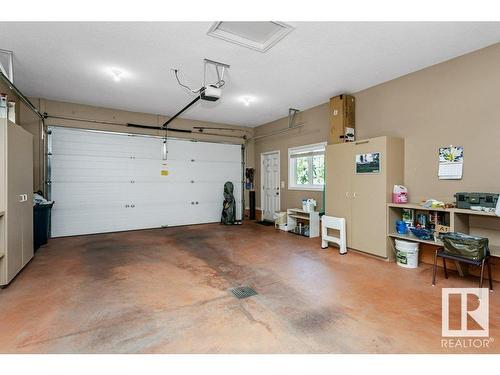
[355,152,380,174]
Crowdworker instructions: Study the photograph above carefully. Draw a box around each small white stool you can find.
[321,216,347,255]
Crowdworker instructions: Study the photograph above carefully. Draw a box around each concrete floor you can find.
[0,222,498,353]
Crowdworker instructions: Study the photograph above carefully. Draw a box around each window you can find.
[288,142,326,191]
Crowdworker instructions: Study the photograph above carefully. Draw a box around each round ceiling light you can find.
[240,96,255,106]
[110,68,123,82]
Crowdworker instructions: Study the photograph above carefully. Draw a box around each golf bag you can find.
[221,181,236,225]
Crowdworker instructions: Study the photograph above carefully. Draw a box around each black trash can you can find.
[33,202,54,251]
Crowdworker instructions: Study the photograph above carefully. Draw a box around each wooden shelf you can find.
[288,214,310,220]
[452,208,497,217]
[288,208,318,214]
[388,233,500,258]
[388,204,500,259]
[388,232,444,246]
[387,203,448,212]
[387,203,498,217]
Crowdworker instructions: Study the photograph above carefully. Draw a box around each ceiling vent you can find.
[207,22,294,52]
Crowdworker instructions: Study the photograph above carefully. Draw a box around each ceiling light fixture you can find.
[240,96,254,106]
[109,68,123,82]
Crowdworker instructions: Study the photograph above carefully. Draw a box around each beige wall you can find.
[253,42,500,213]
[355,42,500,203]
[16,98,254,196]
[251,103,330,212]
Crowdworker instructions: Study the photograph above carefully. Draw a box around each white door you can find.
[49,127,242,237]
[261,152,280,221]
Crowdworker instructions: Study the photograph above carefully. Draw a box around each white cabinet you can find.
[0,119,33,286]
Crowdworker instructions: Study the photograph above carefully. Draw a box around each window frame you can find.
[288,142,327,191]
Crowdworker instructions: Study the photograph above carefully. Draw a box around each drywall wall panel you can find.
[355,43,500,203]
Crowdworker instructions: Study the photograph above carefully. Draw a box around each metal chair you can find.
[432,248,493,290]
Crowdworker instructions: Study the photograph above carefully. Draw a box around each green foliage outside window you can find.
[313,155,325,185]
[296,157,309,185]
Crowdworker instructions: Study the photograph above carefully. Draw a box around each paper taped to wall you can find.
[438,146,463,180]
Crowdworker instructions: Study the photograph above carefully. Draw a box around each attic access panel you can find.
[207,22,294,52]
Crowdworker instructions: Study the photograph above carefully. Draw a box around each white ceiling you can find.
[1,22,499,127]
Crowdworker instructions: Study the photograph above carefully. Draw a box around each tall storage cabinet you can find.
[0,118,34,286]
[325,136,404,258]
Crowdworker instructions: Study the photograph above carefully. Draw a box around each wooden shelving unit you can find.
[388,232,444,247]
[387,203,500,258]
[286,208,320,238]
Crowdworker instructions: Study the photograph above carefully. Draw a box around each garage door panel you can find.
[49,127,242,237]
[128,182,199,202]
[133,203,199,227]
[51,206,138,237]
[52,132,138,158]
[131,160,192,181]
[51,159,133,182]
[51,182,133,206]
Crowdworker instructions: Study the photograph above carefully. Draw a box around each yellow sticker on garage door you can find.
[161,170,169,176]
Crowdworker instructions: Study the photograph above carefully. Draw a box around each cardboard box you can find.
[328,94,355,144]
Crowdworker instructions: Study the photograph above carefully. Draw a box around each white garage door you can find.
[49,127,242,237]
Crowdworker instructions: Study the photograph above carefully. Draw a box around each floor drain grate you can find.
[229,286,258,299]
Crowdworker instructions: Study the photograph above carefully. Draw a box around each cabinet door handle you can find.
[19,194,24,202]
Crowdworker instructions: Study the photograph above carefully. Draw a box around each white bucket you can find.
[395,239,419,268]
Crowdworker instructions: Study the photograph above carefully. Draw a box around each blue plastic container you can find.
[396,220,408,234]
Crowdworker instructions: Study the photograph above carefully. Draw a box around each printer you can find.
[455,192,499,209]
